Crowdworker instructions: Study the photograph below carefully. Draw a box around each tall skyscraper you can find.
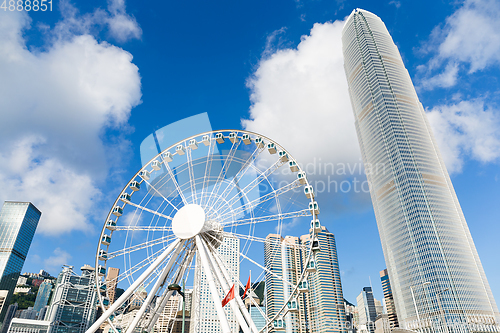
[33,280,52,317]
[105,267,119,305]
[342,8,499,333]
[45,265,97,333]
[0,202,41,322]
[357,287,377,333]
[265,235,305,333]
[301,228,346,333]
[190,237,239,333]
[380,269,398,328]
[265,228,346,333]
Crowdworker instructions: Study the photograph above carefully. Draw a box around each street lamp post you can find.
[410,282,432,333]
[436,288,450,333]
[410,285,423,333]
[168,282,186,333]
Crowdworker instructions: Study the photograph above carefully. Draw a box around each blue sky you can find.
[0,0,499,306]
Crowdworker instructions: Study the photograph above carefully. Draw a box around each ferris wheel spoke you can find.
[124,200,173,221]
[115,244,173,285]
[215,179,302,221]
[240,250,295,288]
[223,209,311,228]
[208,144,266,214]
[185,147,198,204]
[106,234,175,260]
[205,138,242,209]
[199,135,217,207]
[162,158,189,205]
[114,225,173,232]
[227,232,308,250]
[142,178,180,212]
[211,158,286,217]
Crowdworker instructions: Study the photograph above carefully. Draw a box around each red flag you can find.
[242,273,251,299]
[222,284,235,307]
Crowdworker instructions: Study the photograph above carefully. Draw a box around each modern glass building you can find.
[356,287,377,333]
[301,228,346,333]
[45,265,97,333]
[264,235,305,333]
[265,228,346,333]
[380,269,398,329]
[0,201,41,323]
[342,9,500,333]
[33,280,52,318]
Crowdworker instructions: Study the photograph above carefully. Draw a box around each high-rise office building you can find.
[33,280,52,317]
[265,235,306,333]
[301,227,346,333]
[342,9,499,333]
[0,202,41,322]
[105,267,119,305]
[380,269,398,328]
[357,287,377,333]
[265,228,346,333]
[0,303,17,333]
[190,237,239,333]
[45,265,97,333]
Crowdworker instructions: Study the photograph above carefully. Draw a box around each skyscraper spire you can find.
[342,8,499,333]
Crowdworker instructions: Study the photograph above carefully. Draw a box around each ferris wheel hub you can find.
[172,204,207,239]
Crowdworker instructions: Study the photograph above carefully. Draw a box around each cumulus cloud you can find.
[242,21,369,213]
[426,99,500,173]
[417,0,500,89]
[53,0,142,43]
[0,7,141,234]
[44,248,73,270]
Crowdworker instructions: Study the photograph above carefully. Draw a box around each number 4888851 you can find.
[1,0,53,11]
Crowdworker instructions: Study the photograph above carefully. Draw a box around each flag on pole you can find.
[222,284,235,307]
[242,273,251,299]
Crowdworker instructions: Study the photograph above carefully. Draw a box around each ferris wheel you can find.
[87,130,323,333]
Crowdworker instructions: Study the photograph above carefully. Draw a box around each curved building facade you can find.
[342,9,499,333]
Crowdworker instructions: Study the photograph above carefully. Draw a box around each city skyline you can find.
[342,8,499,332]
[0,0,499,310]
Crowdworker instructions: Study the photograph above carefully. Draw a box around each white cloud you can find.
[418,0,500,89]
[53,0,142,43]
[242,21,369,213]
[0,7,141,234]
[106,0,142,42]
[243,20,361,172]
[44,248,72,270]
[426,99,500,173]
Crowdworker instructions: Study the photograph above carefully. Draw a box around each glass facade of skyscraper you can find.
[265,228,346,333]
[0,201,41,322]
[342,9,499,333]
[33,280,52,317]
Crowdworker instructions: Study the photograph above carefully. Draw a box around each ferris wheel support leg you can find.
[210,242,260,333]
[200,237,252,333]
[85,238,181,333]
[125,239,186,333]
[145,248,196,333]
[195,235,232,333]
